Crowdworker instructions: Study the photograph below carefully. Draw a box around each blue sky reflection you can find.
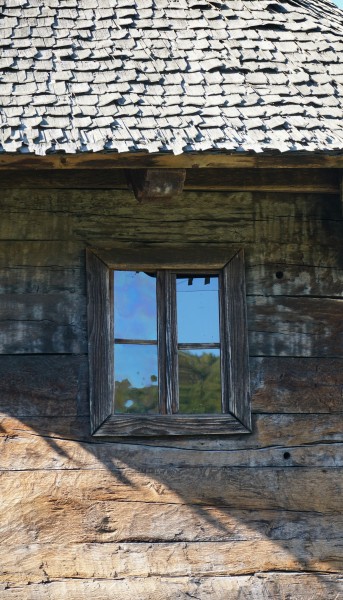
[177,276,220,343]
[114,271,157,340]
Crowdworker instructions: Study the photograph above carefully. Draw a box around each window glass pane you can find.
[114,344,158,414]
[178,349,221,414]
[114,271,157,340]
[176,275,220,343]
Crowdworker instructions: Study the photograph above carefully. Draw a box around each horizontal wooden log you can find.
[246,263,343,298]
[2,188,341,217]
[1,151,343,169]
[1,490,342,545]
[0,467,341,512]
[251,357,343,413]
[1,292,341,355]
[247,296,343,357]
[0,168,340,193]
[0,353,341,422]
[0,355,88,416]
[0,293,87,354]
[1,263,342,299]
[0,413,341,451]
[0,239,341,276]
[1,574,342,600]
[0,267,84,295]
[0,539,341,584]
[0,429,340,470]
[0,242,83,268]
[1,190,341,245]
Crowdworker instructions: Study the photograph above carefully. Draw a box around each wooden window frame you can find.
[86,247,251,436]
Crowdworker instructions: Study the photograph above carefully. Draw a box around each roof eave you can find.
[1,150,343,170]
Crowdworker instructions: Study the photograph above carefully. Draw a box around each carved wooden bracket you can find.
[127,169,186,202]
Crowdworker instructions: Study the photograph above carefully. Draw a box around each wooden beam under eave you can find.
[1,151,343,170]
[340,172,343,214]
[127,168,186,201]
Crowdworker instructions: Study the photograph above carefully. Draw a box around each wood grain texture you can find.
[221,249,251,428]
[1,151,343,169]
[0,540,341,585]
[1,190,341,246]
[0,168,339,192]
[127,168,186,201]
[0,355,88,416]
[1,574,342,600]
[1,177,343,595]
[96,414,249,436]
[0,413,341,454]
[1,294,341,356]
[157,271,178,415]
[251,357,343,413]
[0,467,341,512]
[86,251,113,433]
[1,490,342,544]
[0,293,87,354]
[0,429,340,470]
[0,356,340,420]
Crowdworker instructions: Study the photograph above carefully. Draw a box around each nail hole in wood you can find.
[276,271,284,279]
[283,451,291,460]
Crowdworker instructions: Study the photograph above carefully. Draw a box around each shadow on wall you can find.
[0,354,342,598]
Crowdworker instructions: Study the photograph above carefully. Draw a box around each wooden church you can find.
[0,0,342,597]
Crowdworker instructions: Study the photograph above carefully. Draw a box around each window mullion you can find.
[157,271,179,414]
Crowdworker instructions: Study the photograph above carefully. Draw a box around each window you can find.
[86,247,251,436]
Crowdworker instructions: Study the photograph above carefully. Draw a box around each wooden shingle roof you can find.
[1,0,343,155]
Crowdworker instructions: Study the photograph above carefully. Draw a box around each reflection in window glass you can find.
[176,275,220,343]
[114,271,157,341]
[114,344,158,414]
[178,349,221,414]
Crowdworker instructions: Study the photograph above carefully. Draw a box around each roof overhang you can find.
[1,151,343,170]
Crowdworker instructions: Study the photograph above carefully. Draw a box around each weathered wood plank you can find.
[246,263,343,297]
[0,170,127,189]
[128,168,186,201]
[0,168,339,193]
[2,188,341,218]
[0,430,340,470]
[1,574,342,600]
[251,357,343,413]
[86,250,114,433]
[0,355,88,416]
[221,249,251,427]
[0,467,341,512]
[0,413,341,451]
[2,574,342,600]
[1,490,342,544]
[0,293,86,354]
[1,356,340,416]
[1,190,341,246]
[1,291,340,356]
[0,267,85,295]
[0,242,83,268]
[1,263,341,298]
[248,296,343,357]
[0,539,341,584]
[1,151,343,169]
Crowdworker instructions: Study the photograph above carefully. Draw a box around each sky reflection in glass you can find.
[176,275,220,343]
[114,271,157,340]
[114,344,158,413]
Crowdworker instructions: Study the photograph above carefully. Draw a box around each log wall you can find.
[0,171,342,599]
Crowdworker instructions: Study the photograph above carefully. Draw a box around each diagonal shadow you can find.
[0,354,342,598]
